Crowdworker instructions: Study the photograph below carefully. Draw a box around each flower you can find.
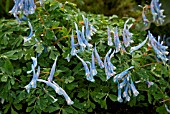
[130,79,139,97]
[25,66,40,93]
[48,56,58,82]
[114,26,121,53]
[94,45,105,69]
[122,19,133,47]
[150,0,166,25]
[107,26,113,46]
[37,79,74,105]
[9,0,37,21]
[76,54,94,82]
[130,36,148,54]
[113,66,134,82]
[70,30,78,56]
[148,31,169,64]
[104,49,116,80]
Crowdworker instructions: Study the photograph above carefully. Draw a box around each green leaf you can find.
[45,29,54,39]
[26,106,34,112]
[109,94,117,102]
[11,107,18,114]
[1,75,8,82]
[35,43,44,54]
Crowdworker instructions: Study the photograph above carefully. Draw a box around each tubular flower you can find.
[76,54,94,82]
[27,56,37,74]
[113,66,134,82]
[70,30,78,56]
[82,15,97,40]
[74,22,86,51]
[129,36,148,54]
[122,82,130,102]
[114,26,121,53]
[24,21,34,43]
[25,66,40,93]
[115,74,139,102]
[142,6,150,26]
[107,26,113,46]
[122,19,134,47]
[9,0,42,21]
[81,26,93,50]
[150,0,166,25]
[117,82,123,103]
[104,49,116,81]
[86,61,95,82]
[91,49,97,76]
[130,79,139,97]
[148,31,169,64]
[37,79,74,105]
[165,104,170,113]
[94,45,105,69]
[48,56,58,82]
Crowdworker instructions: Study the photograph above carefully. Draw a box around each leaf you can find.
[1,75,8,82]
[35,43,44,54]
[26,106,34,112]
[45,29,54,39]
[109,94,117,102]
[11,107,18,114]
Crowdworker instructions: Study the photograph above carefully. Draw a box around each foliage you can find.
[0,0,170,114]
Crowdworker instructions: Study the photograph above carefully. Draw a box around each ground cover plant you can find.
[0,0,170,113]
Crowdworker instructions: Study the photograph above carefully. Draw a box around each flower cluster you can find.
[142,0,166,25]
[9,0,43,43]
[75,46,104,82]
[71,15,96,56]
[9,0,42,21]
[148,31,169,64]
[150,0,166,25]
[107,19,134,53]
[113,66,139,102]
[104,49,116,80]
[25,56,74,105]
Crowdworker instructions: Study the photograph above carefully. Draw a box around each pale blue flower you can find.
[150,0,166,25]
[70,30,78,56]
[165,104,170,113]
[25,66,40,93]
[37,79,74,105]
[76,54,94,82]
[113,66,134,82]
[130,79,139,97]
[114,26,121,53]
[122,19,133,47]
[91,49,97,76]
[130,36,148,54]
[24,21,34,43]
[107,26,113,46]
[117,82,123,103]
[48,56,58,82]
[94,45,104,69]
